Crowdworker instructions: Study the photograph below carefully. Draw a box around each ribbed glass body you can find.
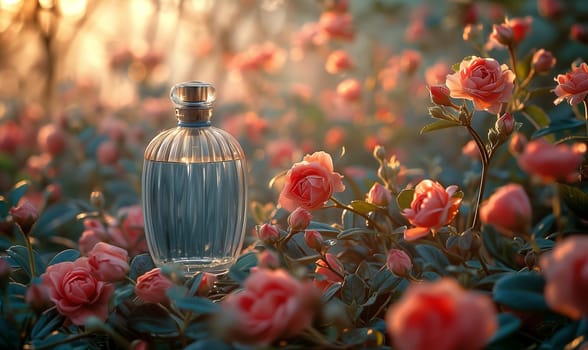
[141,82,247,276]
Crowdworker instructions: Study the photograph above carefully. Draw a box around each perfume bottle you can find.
[142,81,248,276]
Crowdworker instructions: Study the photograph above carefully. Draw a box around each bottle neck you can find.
[176,108,212,127]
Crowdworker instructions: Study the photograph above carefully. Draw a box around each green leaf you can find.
[532,214,555,238]
[30,308,65,340]
[558,184,588,220]
[414,244,450,273]
[337,227,379,240]
[0,317,19,350]
[396,189,414,210]
[532,118,585,139]
[7,180,30,207]
[370,268,402,294]
[48,249,80,266]
[306,221,340,234]
[522,104,550,129]
[185,339,232,350]
[341,274,368,305]
[420,120,460,134]
[228,252,257,284]
[321,282,342,303]
[487,313,521,345]
[0,196,9,218]
[128,303,179,335]
[129,254,156,281]
[31,203,81,238]
[6,245,46,278]
[348,200,380,215]
[493,272,549,311]
[174,296,220,315]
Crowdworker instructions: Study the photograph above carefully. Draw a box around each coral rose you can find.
[87,242,129,282]
[517,138,586,183]
[366,182,392,207]
[540,235,588,320]
[401,179,462,241]
[219,268,319,345]
[115,205,148,256]
[135,268,173,304]
[553,62,588,106]
[279,151,345,211]
[479,183,532,237]
[41,258,114,325]
[313,256,344,292]
[386,278,498,350]
[446,56,515,114]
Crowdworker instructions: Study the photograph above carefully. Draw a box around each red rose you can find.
[279,151,345,211]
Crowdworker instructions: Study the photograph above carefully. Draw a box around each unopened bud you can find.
[495,112,514,136]
[90,190,105,209]
[531,49,556,74]
[257,223,280,244]
[509,132,528,155]
[366,182,392,207]
[429,85,453,106]
[490,23,514,46]
[304,230,324,251]
[288,207,312,231]
[571,24,588,45]
[373,145,387,162]
[9,201,38,233]
[386,249,412,276]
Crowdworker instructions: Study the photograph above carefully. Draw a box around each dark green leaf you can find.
[188,273,205,297]
[129,254,156,281]
[185,339,232,350]
[0,317,19,349]
[558,184,588,220]
[522,105,550,129]
[487,313,521,345]
[6,245,46,278]
[174,296,220,314]
[348,200,380,215]
[341,274,368,305]
[321,282,342,303]
[532,214,555,238]
[128,303,179,335]
[31,203,81,238]
[306,221,340,233]
[337,227,379,240]
[493,272,549,311]
[414,244,450,273]
[30,308,66,340]
[228,252,257,284]
[532,119,585,139]
[420,120,460,134]
[396,189,414,210]
[0,196,8,217]
[370,268,402,294]
[48,249,81,266]
[8,180,30,207]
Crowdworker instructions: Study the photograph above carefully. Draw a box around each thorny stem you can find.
[329,196,386,234]
[465,125,490,232]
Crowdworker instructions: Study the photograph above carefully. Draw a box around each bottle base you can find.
[156,257,234,276]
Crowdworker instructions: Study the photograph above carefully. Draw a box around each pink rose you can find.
[9,201,39,233]
[540,235,588,319]
[386,278,497,350]
[479,184,532,237]
[325,50,354,74]
[117,205,148,256]
[220,268,319,345]
[77,218,115,255]
[87,242,129,282]
[401,179,462,241]
[313,254,344,292]
[96,140,120,165]
[336,78,362,102]
[279,151,345,211]
[37,124,66,157]
[553,62,588,106]
[531,49,556,74]
[257,223,280,244]
[135,268,173,304]
[386,249,412,276]
[517,138,586,183]
[366,182,392,206]
[446,56,515,114]
[41,258,114,325]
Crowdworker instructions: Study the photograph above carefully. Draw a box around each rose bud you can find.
[429,85,453,106]
[304,230,324,251]
[386,249,413,276]
[257,224,280,244]
[531,49,556,74]
[9,201,39,233]
[495,112,514,136]
[288,207,312,231]
[366,182,392,207]
[490,23,514,46]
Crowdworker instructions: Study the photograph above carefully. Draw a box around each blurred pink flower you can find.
[489,23,514,47]
[336,78,362,102]
[230,42,285,73]
[319,11,354,41]
[220,268,319,345]
[26,281,52,312]
[462,140,481,159]
[135,268,173,304]
[116,205,148,257]
[446,56,515,114]
[98,117,126,143]
[257,250,281,269]
[400,49,421,76]
[324,126,346,150]
[87,242,129,282]
[479,183,532,237]
[279,151,345,212]
[96,140,120,166]
[386,249,412,276]
[325,50,354,74]
[366,182,392,207]
[0,121,24,154]
[401,179,462,241]
[37,124,66,157]
[78,218,113,255]
[517,138,586,183]
[540,235,588,319]
[538,0,563,19]
[553,62,588,105]
[314,255,344,292]
[425,61,451,86]
[507,16,533,44]
[386,278,497,350]
[41,258,114,325]
[570,24,588,45]
[266,139,298,168]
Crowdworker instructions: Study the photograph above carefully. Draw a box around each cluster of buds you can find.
[373,146,402,194]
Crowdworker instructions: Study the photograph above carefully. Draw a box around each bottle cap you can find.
[170,81,216,125]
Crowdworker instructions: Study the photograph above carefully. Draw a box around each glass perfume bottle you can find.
[142,81,247,276]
